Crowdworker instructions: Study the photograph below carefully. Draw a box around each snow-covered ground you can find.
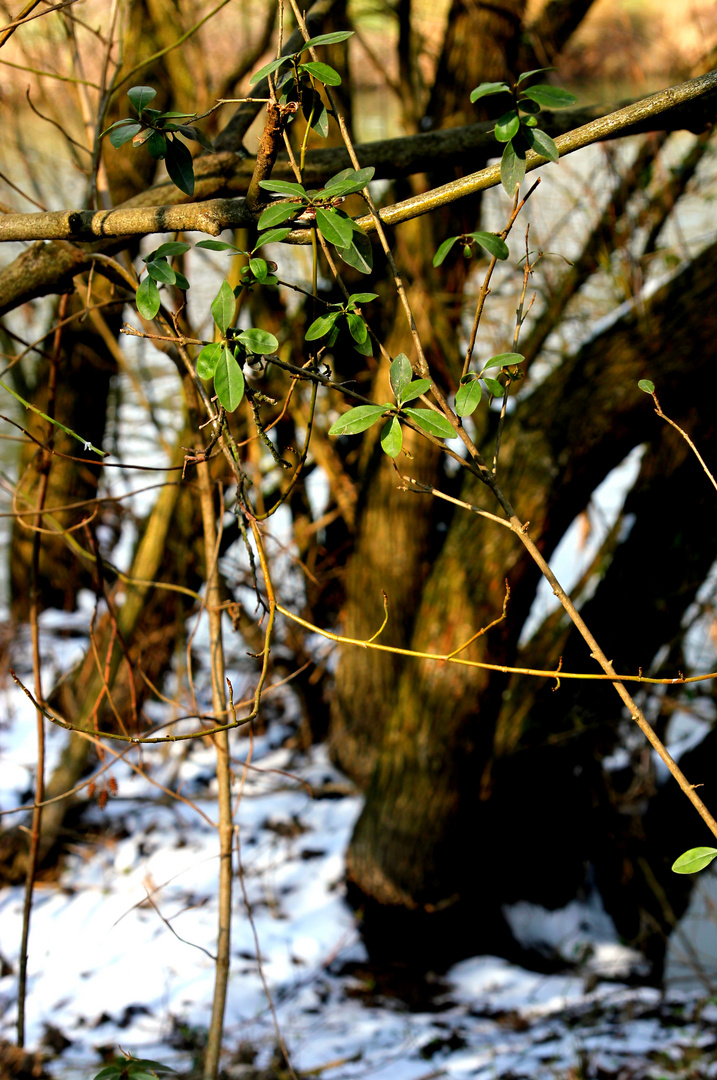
[2,618,717,1080]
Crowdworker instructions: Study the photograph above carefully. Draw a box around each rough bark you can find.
[345,236,717,959]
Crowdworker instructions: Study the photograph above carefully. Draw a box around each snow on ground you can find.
[2,622,717,1079]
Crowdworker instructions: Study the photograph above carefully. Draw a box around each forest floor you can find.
[1,613,717,1080]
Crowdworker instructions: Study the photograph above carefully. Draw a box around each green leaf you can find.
[211,280,235,335]
[109,121,142,148]
[403,408,455,440]
[483,376,505,396]
[165,136,194,195]
[501,139,526,196]
[517,67,555,84]
[196,239,244,252]
[196,342,222,380]
[302,60,341,85]
[399,378,432,406]
[519,98,541,115]
[470,81,511,103]
[467,231,509,260]
[238,328,278,354]
[306,311,341,340]
[147,242,191,259]
[389,354,412,400]
[92,1067,122,1080]
[520,84,577,109]
[249,257,268,282]
[127,85,157,114]
[433,236,458,268]
[495,109,520,143]
[346,311,368,344]
[523,126,559,162]
[257,201,300,230]
[256,227,292,246]
[173,272,190,291]
[672,847,717,874]
[315,207,354,248]
[329,404,388,436]
[128,1071,163,1080]
[455,377,482,417]
[214,345,245,412]
[638,379,655,393]
[523,114,538,127]
[348,292,378,305]
[325,165,375,195]
[258,179,307,197]
[136,276,160,320]
[146,130,167,159]
[338,231,373,274]
[303,30,354,48]
[481,352,525,370]
[176,125,215,153]
[352,335,373,357]
[249,56,288,86]
[380,415,403,457]
[145,258,176,285]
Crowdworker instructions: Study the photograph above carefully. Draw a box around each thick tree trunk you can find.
[345,237,717,961]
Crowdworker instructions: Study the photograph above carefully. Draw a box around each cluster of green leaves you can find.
[329,353,455,458]
[470,69,577,195]
[672,847,717,875]
[455,353,525,416]
[136,241,191,321]
[250,30,353,141]
[306,292,377,356]
[195,236,280,289]
[92,1055,174,1080]
[257,167,375,273]
[104,86,214,196]
[195,281,278,414]
[433,230,509,269]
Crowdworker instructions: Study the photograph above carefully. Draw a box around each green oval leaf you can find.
[257,201,300,231]
[147,242,191,259]
[211,280,235,335]
[455,379,482,417]
[339,231,373,274]
[380,415,403,457]
[108,121,142,148]
[399,378,432,406]
[258,179,307,197]
[520,84,577,109]
[346,311,368,344]
[517,67,555,85]
[481,352,525,370]
[495,109,520,143]
[136,276,160,320]
[146,130,167,159]
[468,231,509,260]
[523,126,559,162]
[303,30,354,49]
[196,239,244,252]
[249,257,268,282]
[483,376,505,396]
[164,136,195,196]
[501,139,526,196]
[672,847,717,874]
[433,236,458,268]
[127,85,157,114]
[214,345,245,412]
[315,207,354,249]
[306,311,340,341]
[638,379,655,394]
[145,258,176,285]
[238,328,278,355]
[402,408,455,440]
[348,292,378,305]
[249,56,288,86]
[302,60,341,85]
[469,81,510,103]
[390,354,412,401]
[256,227,292,246]
[329,404,388,436]
[196,342,222,380]
[176,125,215,153]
